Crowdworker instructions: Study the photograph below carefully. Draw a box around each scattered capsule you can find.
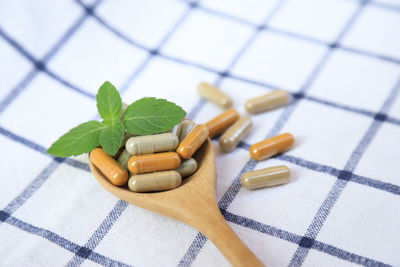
[250,133,295,161]
[90,148,128,186]
[219,116,252,152]
[117,149,132,170]
[245,90,291,114]
[205,109,240,138]
[241,165,290,190]
[197,82,232,108]
[176,120,195,142]
[126,133,179,155]
[177,124,209,159]
[128,171,182,193]
[128,152,181,174]
[175,158,198,178]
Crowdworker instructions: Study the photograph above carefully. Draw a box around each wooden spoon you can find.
[89,138,265,267]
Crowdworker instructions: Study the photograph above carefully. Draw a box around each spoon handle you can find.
[192,208,265,267]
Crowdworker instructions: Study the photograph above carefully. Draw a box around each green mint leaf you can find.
[123,97,186,135]
[99,123,125,156]
[96,81,123,125]
[47,121,105,157]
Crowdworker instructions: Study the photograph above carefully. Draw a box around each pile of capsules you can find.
[90,81,294,193]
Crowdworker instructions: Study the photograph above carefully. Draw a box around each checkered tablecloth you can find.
[1,0,400,266]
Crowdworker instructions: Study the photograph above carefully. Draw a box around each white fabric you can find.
[1,0,400,266]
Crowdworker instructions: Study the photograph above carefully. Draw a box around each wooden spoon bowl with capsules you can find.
[89,138,265,267]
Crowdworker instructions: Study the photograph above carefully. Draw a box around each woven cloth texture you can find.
[1,0,400,266]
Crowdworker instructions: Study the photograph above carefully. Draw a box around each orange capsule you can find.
[128,152,181,174]
[90,148,128,186]
[177,124,209,159]
[205,109,240,138]
[250,133,295,161]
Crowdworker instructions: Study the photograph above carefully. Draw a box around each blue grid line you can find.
[65,2,200,266]
[2,16,400,129]
[179,0,290,264]
[66,200,129,266]
[0,125,90,172]
[0,212,132,267]
[222,210,392,267]
[0,0,396,266]
[0,0,101,114]
[370,1,400,12]
[288,77,400,266]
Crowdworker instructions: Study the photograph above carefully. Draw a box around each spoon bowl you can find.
[89,138,264,267]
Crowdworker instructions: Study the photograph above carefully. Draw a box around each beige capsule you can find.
[241,165,290,190]
[128,171,182,192]
[197,82,232,109]
[219,116,252,152]
[117,149,132,170]
[245,90,291,114]
[175,158,198,178]
[176,120,195,142]
[126,133,179,155]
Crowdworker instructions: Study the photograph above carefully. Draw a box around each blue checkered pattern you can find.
[1,0,400,266]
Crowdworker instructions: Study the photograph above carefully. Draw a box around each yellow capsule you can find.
[126,133,179,155]
[176,120,195,142]
[128,171,182,192]
[205,109,240,138]
[245,90,291,114]
[90,148,128,186]
[117,149,132,170]
[175,158,198,178]
[197,82,232,108]
[177,124,209,159]
[241,165,290,190]
[128,152,181,174]
[219,116,252,152]
[250,133,295,161]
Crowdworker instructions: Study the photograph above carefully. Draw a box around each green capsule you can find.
[241,165,290,190]
[128,171,182,192]
[175,158,198,178]
[176,120,195,142]
[117,149,132,170]
[126,133,179,155]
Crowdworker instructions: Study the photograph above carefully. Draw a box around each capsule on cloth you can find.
[126,133,179,155]
[128,152,181,174]
[205,109,240,138]
[90,148,128,186]
[241,165,290,190]
[128,171,182,193]
[245,90,291,114]
[175,158,198,178]
[176,120,195,142]
[250,133,295,161]
[177,124,209,159]
[197,82,232,108]
[219,116,252,152]
[117,149,132,170]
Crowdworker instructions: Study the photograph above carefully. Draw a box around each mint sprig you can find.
[47,81,186,157]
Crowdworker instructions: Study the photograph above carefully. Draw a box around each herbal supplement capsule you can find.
[128,152,181,174]
[197,82,232,108]
[177,124,209,159]
[117,149,132,170]
[128,171,182,193]
[175,158,198,178]
[177,120,195,142]
[90,148,128,186]
[126,133,179,155]
[205,109,240,138]
[245,90,291,114]
[241,165,290,190]
[250,133,295,161]
[219,116,252,152]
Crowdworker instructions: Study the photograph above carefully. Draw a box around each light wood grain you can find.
[89,138,265,267]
